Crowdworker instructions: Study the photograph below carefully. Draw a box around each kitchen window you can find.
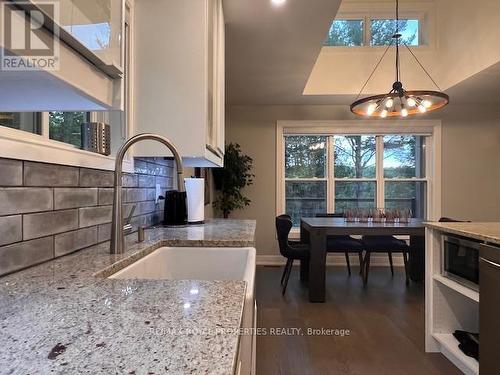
[49,112,91,147]
[0,112,42,134]
[0,111,91,148]
[278,122,438,227]
[0,2,133,171]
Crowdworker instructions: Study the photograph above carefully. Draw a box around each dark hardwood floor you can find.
[255,265,461,375]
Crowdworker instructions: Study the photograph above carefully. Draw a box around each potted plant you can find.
[213,143,254,218]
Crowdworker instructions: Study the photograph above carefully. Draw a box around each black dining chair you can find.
[362,234,410,286]
[316,213,364,276]
[275,215,310,295]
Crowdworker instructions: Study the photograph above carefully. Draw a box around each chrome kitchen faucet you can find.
[110,134,185,254]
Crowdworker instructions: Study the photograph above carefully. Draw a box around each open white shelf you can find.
[433,334,478,375]
[433,274,479,303]
[426,227,480,373]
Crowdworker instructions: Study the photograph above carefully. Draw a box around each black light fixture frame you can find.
[350,0,449,117]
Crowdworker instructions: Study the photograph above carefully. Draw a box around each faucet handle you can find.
[125,205,136,225]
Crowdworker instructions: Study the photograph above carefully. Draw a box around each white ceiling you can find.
[224,0,342,105]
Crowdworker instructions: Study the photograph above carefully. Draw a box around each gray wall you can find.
[0,157,174,276]
[225,104,500,257]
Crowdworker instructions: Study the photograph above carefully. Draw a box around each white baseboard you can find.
[256,254,404,267]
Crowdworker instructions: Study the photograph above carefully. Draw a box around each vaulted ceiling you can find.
[224,0,342,105]
[224,0,500,106]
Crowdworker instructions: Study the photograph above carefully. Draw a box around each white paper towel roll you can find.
[184,178,205,223]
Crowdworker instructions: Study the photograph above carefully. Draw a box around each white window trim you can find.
[326,1,436,51]
[0,123,133,172]
[276,120,442,234]
[0,1,135,173]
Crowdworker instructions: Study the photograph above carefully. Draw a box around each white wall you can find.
[226,104,500,257]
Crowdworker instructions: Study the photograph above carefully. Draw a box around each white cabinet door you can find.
[206,0,225,162]
[133,0,225,167]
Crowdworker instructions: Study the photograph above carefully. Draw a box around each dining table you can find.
[300,217,425,303]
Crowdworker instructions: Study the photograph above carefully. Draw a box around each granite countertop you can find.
[0,219,256,374]
[424,221,500,246]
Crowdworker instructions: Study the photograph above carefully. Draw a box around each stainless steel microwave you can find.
[442,235,480,291]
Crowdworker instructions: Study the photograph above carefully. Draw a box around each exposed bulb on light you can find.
[271,0,286,5]
[367,103,377,115]
[385,98,394,108]
[418,105,427,113]
[422,100,432,108]
[406,97,416,107]
[380,110,388,118]
[401,108,409,117]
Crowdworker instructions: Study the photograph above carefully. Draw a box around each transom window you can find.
[283,134,428,226]
[325,16,423,47]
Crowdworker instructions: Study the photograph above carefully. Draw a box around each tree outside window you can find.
[49,112,90,148]
[283,134,427,226]
[324,18,420,47]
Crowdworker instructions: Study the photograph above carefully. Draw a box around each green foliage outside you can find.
[49,112,88,148]
[325,19,418,46]
[284,135,425,225]
[213,143,254,218]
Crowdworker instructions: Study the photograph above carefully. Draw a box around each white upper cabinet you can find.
[133,0,225,167]
[0,0,125,111]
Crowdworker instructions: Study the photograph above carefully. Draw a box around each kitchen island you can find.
[424,221,500,375]
[0,219,256,375]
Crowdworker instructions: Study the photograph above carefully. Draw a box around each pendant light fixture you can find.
[350,0,449,118]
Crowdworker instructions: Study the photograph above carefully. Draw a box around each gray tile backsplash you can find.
[0,216,22,246]
[54,188,98,209]
[54,227,98,257]
[79,168,114,187]
[23,209,79,240]
[24,162,80,186]
[0,187,53,215]
[0,159,22,186]
[0,237,54,275]
[79,206,113,227]
[0,157,174,276]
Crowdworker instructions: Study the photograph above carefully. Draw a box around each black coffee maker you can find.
[161,190,187,225]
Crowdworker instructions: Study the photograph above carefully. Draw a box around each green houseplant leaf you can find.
[213,143,254,218]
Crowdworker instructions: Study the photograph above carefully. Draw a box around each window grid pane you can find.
[383,135,426,178]
[335,181,377,213]
[385,181,427,219]
[324,19,364,46]
[285,136,327,179]
[370,19,419,46]
[334,135,376,178]
[0,112,41,134]
[49,112,90,148]
[286,181,327,226]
